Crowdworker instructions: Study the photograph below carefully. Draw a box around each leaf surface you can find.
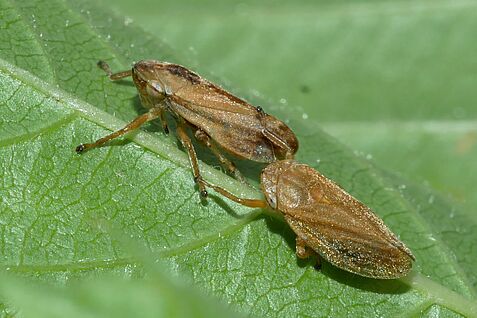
[0,0,476,317]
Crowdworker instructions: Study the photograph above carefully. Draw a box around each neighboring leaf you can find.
[117,0,477,121]
[0,0,476,317]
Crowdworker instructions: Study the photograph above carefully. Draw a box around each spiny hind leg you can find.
[296,236,322,269]
[97,60,132,80]
[76,108,162,153]
[194,129,248,184]
[175,121,207,198]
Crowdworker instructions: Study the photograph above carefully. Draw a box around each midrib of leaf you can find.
[2,57,477,317]
[4,257,134,273]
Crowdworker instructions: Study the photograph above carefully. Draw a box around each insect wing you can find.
[155,63,293,162]
[274,162,414,279]
[169,89,276,162]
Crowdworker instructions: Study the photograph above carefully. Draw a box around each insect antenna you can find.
[97,60,132,81]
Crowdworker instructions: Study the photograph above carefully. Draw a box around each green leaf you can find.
[0,0,476,317]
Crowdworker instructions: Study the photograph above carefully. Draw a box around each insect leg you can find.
[295,236,314,259]
[175,121,208,198]
[76,108,162,153]
[200,178,268,208]
[296,236,322,269]
[97,60,132,81]
[159,110,169,134]
[194,129,247,184]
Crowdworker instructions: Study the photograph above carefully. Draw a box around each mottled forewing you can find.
[278,163,413,279]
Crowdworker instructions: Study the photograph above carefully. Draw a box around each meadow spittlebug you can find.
[201,160,415,279]
[76,60,298,198]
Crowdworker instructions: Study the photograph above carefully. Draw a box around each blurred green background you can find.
[109,0,477,210]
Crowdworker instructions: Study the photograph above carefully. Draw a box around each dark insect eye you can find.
[267,194,277,209]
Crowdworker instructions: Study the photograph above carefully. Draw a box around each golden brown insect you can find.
[201,160,415,279]
[76,60,298,197]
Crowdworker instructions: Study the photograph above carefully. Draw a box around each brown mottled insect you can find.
[76,60,298,197]
[201,160,415,279]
